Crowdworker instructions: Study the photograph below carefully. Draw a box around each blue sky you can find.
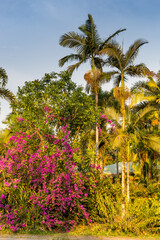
[0,0,160,128]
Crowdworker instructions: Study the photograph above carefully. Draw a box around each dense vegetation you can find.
[0,14,159,235]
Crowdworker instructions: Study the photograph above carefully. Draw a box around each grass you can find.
[0,224,160,239]
[69,223,160,239]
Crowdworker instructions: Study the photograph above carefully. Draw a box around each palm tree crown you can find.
[59,14,126,73]
[100,39,149,86]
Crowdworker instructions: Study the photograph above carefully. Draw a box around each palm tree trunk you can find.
[92,57,99,165]
[95,92,99,164]
[126,142,130,203]
[121,139,126,218]
[139,151,143,177]
[121,73,126,218]
[127,161,129,202]
[116,148,119,177]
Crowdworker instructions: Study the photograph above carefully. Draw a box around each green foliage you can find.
[95,178,122,224]
[0,129,10,155]
[117,197,160,234]
[8,71,96,143]
[78,158,122,224]
[0,67,8,87]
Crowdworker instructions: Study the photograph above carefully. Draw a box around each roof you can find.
[104,162,134,175]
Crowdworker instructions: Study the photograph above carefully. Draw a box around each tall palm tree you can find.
[0,67,15,103]
[59,14,125,73]
[59,14,126,160]
[99,39,149,126]
[99,39,149,216]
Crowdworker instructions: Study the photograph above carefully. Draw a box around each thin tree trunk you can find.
[155,153,159,183]
[121,73,126,218]
[139,150,143,177]
[121,143,126,218]
[127,142,130,203]
[127,163,130,203]
[127,162,129,202]
[116,148,119,178]
[95,92,99,164]
[91,57,99,165]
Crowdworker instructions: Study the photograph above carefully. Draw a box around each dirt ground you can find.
[0,234,158,240]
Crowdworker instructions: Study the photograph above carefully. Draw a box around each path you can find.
[0,234,158,240]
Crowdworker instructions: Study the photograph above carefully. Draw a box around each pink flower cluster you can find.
[100,114,118,136]
[100,114,115,127]
[0,116,91,232]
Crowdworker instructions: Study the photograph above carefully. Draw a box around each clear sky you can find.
[0,0,160,128]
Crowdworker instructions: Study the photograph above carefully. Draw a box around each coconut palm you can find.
[59,14,126,159]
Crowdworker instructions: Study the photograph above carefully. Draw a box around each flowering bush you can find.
[0,114,91,232]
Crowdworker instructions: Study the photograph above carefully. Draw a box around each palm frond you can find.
[131,80,148,92]
[0,67,8,87]
[125,39,148,67]
[86,14,101,45]
[133,105,156,126]
[125,64,149,77]
[59,32,85,51]
[0,88,16,103]
[94,57,106,70]
[104,44,124,71]
[79,14,101,48]
[131,78,160,106]
[131,101,149,113]
[59,54,83,67]
[101,71,119,83]
[112,133,126,149]
[143,135,160,153]
[67,59,86,73]
[99,28,126,50]
[130,92,146,107]
[130,81,147,107]
[147,77,160,90]
[104,107,121,125]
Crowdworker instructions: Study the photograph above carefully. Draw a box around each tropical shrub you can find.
[0,116,91,232]
[114,197,160,235]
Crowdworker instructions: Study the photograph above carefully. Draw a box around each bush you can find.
[0,118,90,232]
[110,196,160,235]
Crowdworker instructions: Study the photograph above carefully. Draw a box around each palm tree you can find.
[99,39,149,216]
[0,67,15,103]
[99,39,149,128]
[104,104,160,206]
[59,14,125,73]
[59,14,126,160]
